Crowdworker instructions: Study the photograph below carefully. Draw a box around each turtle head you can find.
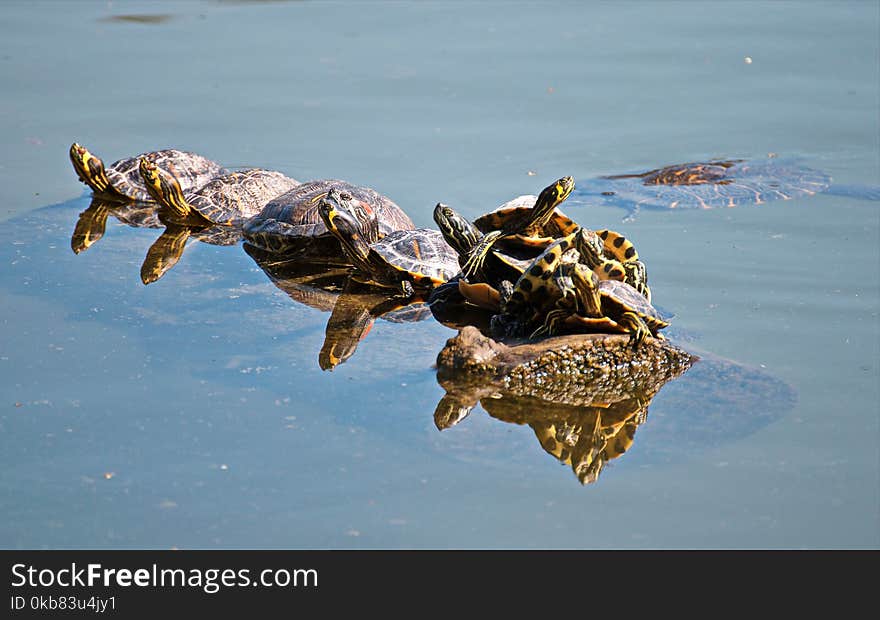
[69,143,111,193]
[570,262,602,317]
[433,203,481,258]
[572,228,605,270]
[139,158,190,219]
[319,188,373,272]
[534,175,574,213]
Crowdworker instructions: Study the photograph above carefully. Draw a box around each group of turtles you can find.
[69,142,685,348]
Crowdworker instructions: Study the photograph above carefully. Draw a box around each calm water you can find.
[1,1,878,549]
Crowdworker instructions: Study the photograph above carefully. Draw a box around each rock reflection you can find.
[434,326,696,485]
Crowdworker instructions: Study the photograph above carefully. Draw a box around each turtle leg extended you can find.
[617,311,650,349]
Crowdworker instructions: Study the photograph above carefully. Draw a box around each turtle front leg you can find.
[399,279,415,298]
[531,308,571,339]
[618,311,650,349]
[461,230,502,279]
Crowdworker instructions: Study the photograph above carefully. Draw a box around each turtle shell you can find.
[473,194,580,249]
[579,157,833,211]
[182,169,300,225]
[595,280,669,333]
[369,228,460,289]
[242,179,414,255]
[71,144,226,202]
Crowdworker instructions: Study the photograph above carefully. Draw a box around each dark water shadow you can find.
[98,14,175,25]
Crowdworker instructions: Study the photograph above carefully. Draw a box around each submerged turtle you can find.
[139,158,299,227]
[69,143,225,203]
[573,156,879,219]
[319,188,459,296]
[242,179,414,259]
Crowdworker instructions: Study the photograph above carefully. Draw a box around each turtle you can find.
[432,202,535,311]
[461,176,577,278]
[69,143,225,203]
[138,158,300,227]
[535,264,670,347]
[572,156,879,220]
[491,227,638,338]
[242,179,414,259]
[318,188,459,297]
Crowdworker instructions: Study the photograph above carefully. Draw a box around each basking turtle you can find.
[432,203,535,311]
[461,176,577,277]
[573,156,879,219]
[536,264,670,347]
[242,179,414,259]
[318,188,459,296]
[493,227,642,338]
[69,143,225,203]
[139,158,299,227]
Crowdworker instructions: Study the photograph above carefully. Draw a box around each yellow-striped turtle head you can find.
[138,157,190,219]
[69,143,111,193]
[532,175,574,220]
[433,203,481,258]
[318,188,373,272]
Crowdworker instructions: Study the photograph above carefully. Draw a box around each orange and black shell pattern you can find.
[500,230,593,325]
[243,179,414,254]
[367,228,461,290]
[69,143,225,203]
[473,195,580,250]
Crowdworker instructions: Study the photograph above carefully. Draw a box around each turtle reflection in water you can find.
[69,197,259,285]
[244,245,431,371]
[433,326,795,485]
[574,156,879,220]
